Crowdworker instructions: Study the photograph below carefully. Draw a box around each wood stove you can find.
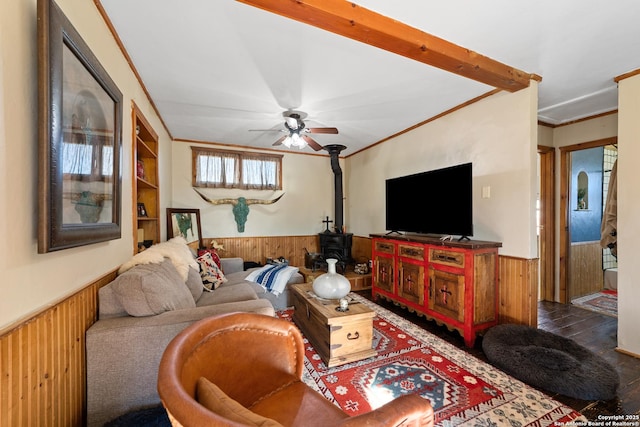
[318,231,353,272]
[315,144,353,272]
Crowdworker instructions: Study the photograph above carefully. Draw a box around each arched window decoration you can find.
[577,171,588,210]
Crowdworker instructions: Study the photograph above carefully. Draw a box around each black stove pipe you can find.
[324,144,347,233]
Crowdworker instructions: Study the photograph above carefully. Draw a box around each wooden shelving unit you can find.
[132,103,160,253]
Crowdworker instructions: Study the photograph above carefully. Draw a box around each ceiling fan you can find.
[251,111,338,151]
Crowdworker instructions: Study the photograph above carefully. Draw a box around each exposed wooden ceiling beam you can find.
[237,0,533,92]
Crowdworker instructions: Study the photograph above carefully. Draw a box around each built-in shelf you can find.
[132,102,160,253]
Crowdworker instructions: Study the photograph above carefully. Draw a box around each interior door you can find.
[559,137,617,303]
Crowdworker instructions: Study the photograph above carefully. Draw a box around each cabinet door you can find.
[374,255,394,293]
[398,260,424,305]
[428,268,464,322]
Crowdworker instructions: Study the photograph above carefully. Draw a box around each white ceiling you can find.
[99,0,640,156]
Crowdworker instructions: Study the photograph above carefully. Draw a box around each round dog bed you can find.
[482,324,619,400]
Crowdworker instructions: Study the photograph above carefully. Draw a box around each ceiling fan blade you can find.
[249,129,286,132]
[272,135,288,146]
[302,135,324,151]
[306,127,339,134]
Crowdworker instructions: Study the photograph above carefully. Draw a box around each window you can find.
[62,129,114,180]
[192,147,282,190]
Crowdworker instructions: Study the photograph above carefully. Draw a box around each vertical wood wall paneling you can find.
[538,145,556,302]
[0,270,116,427]
[569,241,604,299]
[202,235,374,268]
[351,236,372,264]
[203,235,320,267]
[498,255,538,326]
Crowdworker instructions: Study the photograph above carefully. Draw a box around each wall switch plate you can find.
[482,186,491,199]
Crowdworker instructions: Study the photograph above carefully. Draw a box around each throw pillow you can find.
[197,248,221,269]
[196,377,283,427]
[111,259,196,317]
[197,251,227,291]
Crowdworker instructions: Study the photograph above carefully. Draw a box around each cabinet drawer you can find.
[429,248,465,268]
[399,244,425,261]
[375,241,395,254]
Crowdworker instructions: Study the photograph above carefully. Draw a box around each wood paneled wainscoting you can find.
[498,255,539,327]
[569,241,603,299]
[203,234,372,267]
[0,270,116,427]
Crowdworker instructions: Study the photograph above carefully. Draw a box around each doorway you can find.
[559,137,618,303]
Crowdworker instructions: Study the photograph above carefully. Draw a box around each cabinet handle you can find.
[347,332,360,340]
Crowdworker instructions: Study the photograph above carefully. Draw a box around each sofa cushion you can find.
[185,266,204,302]
[196,282,258,307]
[111,259,196,317]
[98,283,128,319]
[197,252,227,291]
[196,377,283,427]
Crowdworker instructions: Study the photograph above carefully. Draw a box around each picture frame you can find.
[37,0,123,253]
[137,203,148,217]
[167,208,203,249]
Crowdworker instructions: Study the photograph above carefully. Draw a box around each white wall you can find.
[0,0,170,330]
[551,113,618,148]
[346,85,539,258]
[617,73,640,356]
[171,142,336,237]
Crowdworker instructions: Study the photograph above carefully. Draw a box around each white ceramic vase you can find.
[312,258,351,299]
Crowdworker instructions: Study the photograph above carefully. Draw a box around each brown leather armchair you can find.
[158,312,434,427]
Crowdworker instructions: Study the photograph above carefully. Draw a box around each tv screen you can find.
[385,162,473,237]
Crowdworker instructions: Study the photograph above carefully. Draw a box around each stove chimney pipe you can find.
[324,144,347,233]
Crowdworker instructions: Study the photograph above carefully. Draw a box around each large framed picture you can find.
[167,208,203,249]
[37,0,123,253]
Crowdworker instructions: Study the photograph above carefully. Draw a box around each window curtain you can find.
[194,148,239,188]
[242,153,280,190]
[192,147,281,190]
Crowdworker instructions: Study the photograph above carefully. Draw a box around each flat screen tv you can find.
[385,162,473,238]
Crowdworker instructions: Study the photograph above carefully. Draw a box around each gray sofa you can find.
[86,250,302,427]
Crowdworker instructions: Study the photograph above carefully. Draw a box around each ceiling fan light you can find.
[291,133,305,148]
[282,136,292,148]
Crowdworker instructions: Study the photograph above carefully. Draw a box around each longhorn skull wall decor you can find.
[193,188,284,232]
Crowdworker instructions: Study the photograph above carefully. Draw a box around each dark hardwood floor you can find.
[359,292,640,419]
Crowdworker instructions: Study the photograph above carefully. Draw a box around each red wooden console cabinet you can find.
[370,234,501,347]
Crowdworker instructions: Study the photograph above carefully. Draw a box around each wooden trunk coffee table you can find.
[290,283,377,368]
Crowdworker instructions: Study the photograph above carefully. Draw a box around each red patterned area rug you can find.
[572,290,617,317]
[277,293,586,426]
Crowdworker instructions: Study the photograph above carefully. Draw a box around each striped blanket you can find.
[245,263,299,296]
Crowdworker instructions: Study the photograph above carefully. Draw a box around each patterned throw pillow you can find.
[197,252,227,291]
[197,248,221,269]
